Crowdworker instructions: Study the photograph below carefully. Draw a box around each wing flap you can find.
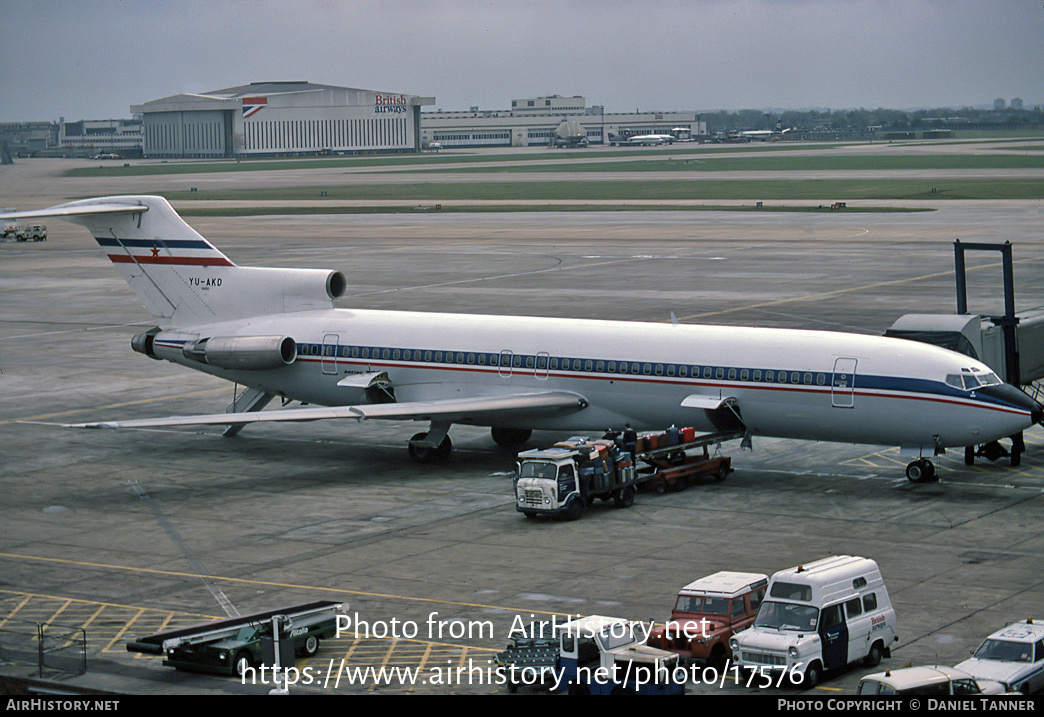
[68,391,588,430]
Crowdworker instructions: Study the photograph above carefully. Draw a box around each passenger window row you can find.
[295,342,834,387]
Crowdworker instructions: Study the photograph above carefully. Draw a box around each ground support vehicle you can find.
[127,600,345,676]
[731,555,898,688]
[514,428,740,520]
[1,224,46,242]
[636,427,742,491]
[558,616,685,695]
[494,622,560,693]
[955,619,1044,694]
[647,571,768,667]
[857,666,1005,695]
[20,225,46,241]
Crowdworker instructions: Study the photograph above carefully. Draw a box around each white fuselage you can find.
[150,307,1036,451]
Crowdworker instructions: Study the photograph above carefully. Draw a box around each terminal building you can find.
[132,81,435,158]
[58,119,143,157]
[422,95,707,148]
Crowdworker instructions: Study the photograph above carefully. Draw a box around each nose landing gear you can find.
[905,458,937,483]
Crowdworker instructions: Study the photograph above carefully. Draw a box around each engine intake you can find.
[182,336,297,370]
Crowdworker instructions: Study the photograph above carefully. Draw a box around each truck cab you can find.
[558,615,685,695]
[731,555,897,687]
[647,571,768,666]
[515,440,636,520]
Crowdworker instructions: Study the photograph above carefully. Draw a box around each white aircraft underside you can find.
[2,196,1040,478]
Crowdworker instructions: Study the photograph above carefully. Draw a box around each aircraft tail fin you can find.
[0,196,346,327]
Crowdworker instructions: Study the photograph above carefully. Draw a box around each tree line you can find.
[700,105,1044,133]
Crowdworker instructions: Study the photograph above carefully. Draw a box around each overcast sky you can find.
[1,0,1041,122]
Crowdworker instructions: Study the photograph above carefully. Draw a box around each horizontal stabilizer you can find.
[68,390,589,430]
[0,202,149,221]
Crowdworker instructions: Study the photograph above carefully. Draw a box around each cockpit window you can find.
[946,371,1002,390]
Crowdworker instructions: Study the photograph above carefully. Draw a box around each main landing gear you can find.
[406,426,534,463]
[408,421,452,463]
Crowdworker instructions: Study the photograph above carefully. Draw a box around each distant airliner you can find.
[2,196,1039,481]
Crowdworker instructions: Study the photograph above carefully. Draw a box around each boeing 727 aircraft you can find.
[4,196,1040,481]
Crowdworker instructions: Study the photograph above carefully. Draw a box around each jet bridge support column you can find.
[954,240,1020,385]
[954,240,1027,468]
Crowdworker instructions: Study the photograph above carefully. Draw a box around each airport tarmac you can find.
[1,154,1043,695]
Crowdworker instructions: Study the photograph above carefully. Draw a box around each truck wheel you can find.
[803,662,822,689]
[715,464,729,482]
[614,486,635,508]
[302,635,320,657]
[234,650,253,677]
[864,641,882,667]
[708,644,727,670]
[565,499,583,521]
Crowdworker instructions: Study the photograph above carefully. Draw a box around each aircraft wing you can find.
[67,390,589,430]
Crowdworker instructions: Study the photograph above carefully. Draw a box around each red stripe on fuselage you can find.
[292,357,1033,419]
[107,254,234,267]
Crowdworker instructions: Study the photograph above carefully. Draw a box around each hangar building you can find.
[133,82,435,158]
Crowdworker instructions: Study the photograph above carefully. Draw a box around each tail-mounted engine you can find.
[181,335,297,370]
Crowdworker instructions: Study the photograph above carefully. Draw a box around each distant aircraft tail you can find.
[0,196,346,327]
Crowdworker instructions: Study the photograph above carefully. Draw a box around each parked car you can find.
[956,619,1044,694]
[857,665,1005,695]
[646,571,767,667]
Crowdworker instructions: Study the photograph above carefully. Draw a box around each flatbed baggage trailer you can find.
[127,600,345,676]
[637,430,743,491]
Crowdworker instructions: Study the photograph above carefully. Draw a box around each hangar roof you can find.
[134,82,433,114]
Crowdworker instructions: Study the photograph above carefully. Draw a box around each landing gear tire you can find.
[408,432,452,463]
[906,458,936,483]
[491,427,532,447]
[965,446,976,466]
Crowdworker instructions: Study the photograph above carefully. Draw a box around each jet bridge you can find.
[884,240,1044,468]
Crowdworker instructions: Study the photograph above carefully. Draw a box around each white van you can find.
[730,555,897,687]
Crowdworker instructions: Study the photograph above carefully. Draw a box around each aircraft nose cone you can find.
[980,384,1043,426]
